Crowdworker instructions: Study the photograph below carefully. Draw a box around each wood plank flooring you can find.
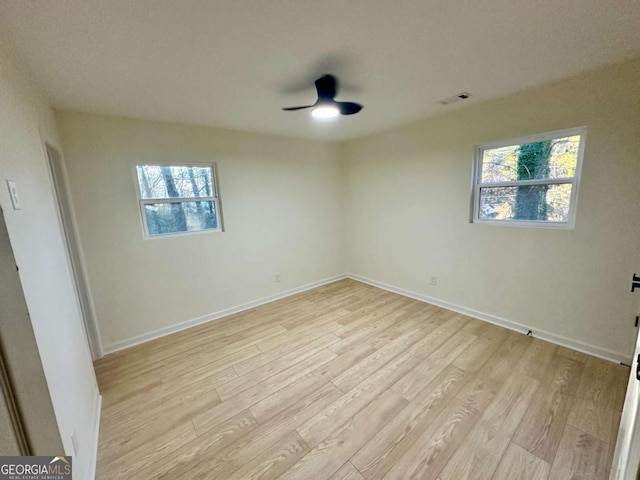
[94,279,629,480]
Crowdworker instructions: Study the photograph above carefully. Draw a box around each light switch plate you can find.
[6,180,21,210]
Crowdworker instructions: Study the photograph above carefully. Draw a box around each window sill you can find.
[472,219,575,230]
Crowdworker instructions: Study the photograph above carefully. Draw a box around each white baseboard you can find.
[86,389,101,480]
[101,270,628,364]
[102,274,347,354]
[348,273,629,365]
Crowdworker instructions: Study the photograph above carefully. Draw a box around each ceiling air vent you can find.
[438,92,472,106]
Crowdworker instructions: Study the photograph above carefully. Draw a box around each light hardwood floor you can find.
[94,279,629,479]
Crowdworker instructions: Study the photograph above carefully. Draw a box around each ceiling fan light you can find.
[311,105,339,119]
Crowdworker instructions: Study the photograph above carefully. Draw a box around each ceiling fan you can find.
[282,74,363,119]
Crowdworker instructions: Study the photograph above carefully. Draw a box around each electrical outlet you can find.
[71,429,79,456]
[275,274,281,283]
[429,276,438,286]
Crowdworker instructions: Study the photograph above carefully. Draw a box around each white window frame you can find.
[471,127,586,229]
[133,162,224,238]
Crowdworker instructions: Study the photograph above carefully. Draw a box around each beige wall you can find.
[344,58,640,360]
[0,51,99,478]
[56,112,345,350]
[57,58,640,362]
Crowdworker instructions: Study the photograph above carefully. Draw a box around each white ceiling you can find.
[1,0,639,141]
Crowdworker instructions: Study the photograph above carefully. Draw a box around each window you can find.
[134,164,223,237]
[472,127,585,227]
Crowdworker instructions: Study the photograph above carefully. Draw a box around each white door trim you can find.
[43,138,103,360]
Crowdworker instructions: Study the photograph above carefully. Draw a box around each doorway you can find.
[0,206,64,455]
[45,143,102,360]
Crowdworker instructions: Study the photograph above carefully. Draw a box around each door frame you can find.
[0,342,30,455]
[41,135,102,360]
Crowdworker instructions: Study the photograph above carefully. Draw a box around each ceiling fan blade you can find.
[283,75,361,115]
[315,75,337,101]
[282,105,315,111]
[337,101,363,115]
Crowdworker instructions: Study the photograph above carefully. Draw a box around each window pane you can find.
[144,201,218,236]
[480,135,581,183]
[478,183,572,222]
[136,165,213,199]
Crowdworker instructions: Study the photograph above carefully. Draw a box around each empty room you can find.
[1,1,640,479]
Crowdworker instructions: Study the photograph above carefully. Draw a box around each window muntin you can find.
[135,164,223,237]
[473,128,585,227]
